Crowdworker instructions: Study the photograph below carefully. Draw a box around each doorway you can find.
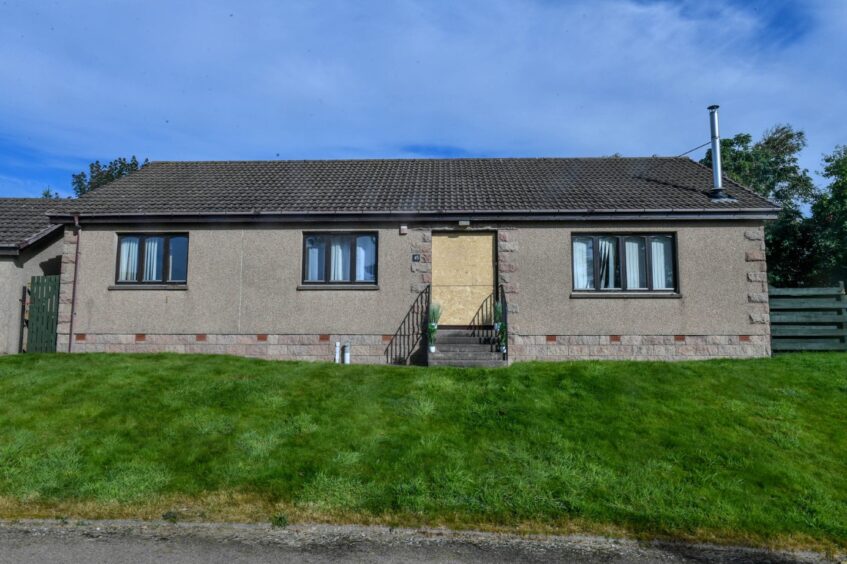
[431,232,496,326]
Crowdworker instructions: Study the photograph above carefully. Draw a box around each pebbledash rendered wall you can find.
[506,222,771,360]
[57,220,771,362]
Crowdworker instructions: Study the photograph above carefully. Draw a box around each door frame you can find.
[430,230,499,329]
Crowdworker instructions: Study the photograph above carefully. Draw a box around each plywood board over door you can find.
[431,232,495,326]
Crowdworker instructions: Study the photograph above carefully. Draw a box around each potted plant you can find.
[427,302,441,353]
[493,301,503,335]
[493,301,507,353]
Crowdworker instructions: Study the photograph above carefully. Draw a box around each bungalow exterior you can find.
[37,157,779,365]
[0,199,65,354]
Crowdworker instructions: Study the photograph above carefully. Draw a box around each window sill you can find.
[297,284,380,291]
[109,284,188,291]
[570,292,680,299]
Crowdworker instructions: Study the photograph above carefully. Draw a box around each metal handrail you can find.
[469,292,496,349]
[499,284,508,362]
[384,285,430,365]
[425,283,432,353]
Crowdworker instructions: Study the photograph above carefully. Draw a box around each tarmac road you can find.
[0,519,836,563]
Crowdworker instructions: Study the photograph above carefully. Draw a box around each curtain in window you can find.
[143,236,164,282]
[305,237,325,281]
[118,237,139,282]
[598,237,618,289]
[625,237,647,289]
[330,237,351,281]
[355,235,376,282]
[572,238,594,289]
[651,236,674,290]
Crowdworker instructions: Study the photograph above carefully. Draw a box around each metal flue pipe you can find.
[707,105,726,199]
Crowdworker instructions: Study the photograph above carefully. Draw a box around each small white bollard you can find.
[343,342,351,364]
[335,342,341,364]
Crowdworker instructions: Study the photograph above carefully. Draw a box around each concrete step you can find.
[428,328,504,367]
[435,329,495,345]
[428,351,505,362]
[433,343,497,353]
[437,328,492,335]
[437,337,494,345]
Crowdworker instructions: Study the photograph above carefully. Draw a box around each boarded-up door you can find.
[431,233,495,326]
[26,275,60,353]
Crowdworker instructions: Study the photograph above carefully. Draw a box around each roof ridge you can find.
[0,197,67,203]
[146,156,689,165]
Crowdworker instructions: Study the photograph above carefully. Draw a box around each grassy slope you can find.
[0,353,845,548]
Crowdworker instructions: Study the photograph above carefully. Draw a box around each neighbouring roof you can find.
[50,157,779,222]
[0,198,65,254]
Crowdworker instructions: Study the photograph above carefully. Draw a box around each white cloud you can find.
[0,0,844,196]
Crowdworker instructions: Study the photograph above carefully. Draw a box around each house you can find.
[0,199,66,353]
[38,156,779,365]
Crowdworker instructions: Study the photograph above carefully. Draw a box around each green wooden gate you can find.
[26,275,60,353]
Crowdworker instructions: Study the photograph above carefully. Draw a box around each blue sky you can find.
[0,0,844,197]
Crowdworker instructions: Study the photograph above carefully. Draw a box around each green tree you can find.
[810,146,847,285]
[41,187,61,199]
[72,156,148,197]
[701,125,818,286]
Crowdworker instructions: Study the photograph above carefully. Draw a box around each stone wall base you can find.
[71,333,770,363]
[70,333,392,364]
[509,334,770,361]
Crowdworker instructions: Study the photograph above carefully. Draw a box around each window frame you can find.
[114,233,190,286]
[301,231,379,286]
[570,233,679,293]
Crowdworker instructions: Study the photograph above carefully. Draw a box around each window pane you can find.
[650,236,675,290]
[168,236,188,282]
[572,237,594,290]
[355,235,376,282]
[304,236,326,281]
[142,236,165,282]
[598,236,621,289]
[624,236,647,289]
[329,236,351,281]
[118,236,139,282]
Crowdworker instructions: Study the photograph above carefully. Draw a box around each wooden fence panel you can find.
[769,283,846,351]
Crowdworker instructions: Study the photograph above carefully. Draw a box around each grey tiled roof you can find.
[55,157,777,218]
[0,198,65,249]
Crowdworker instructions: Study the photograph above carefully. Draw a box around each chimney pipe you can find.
[707,105,726,199]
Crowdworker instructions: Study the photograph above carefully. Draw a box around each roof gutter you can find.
[48,208,780,225]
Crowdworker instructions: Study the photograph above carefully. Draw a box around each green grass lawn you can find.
[0,353,845,549]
